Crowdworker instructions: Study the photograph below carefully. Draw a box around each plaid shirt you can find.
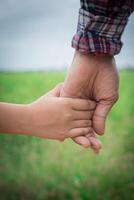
[72,0,134,55]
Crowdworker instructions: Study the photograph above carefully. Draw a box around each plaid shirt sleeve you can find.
[72,0,134,55]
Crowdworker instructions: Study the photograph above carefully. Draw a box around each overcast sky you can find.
[0,0,134,71]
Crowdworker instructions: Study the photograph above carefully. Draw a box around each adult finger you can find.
[86,132,102,153]
[93,101,114,135]
[46,83,63,97]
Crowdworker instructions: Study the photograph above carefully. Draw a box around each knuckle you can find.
[81,129,85,135]
[89,101,96,110]
[63,99,71,107]
[81,128,90,135]
[88,127,92,133]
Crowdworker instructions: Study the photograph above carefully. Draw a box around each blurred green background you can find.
[0,71,134,200]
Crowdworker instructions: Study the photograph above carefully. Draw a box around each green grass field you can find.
[0,71,134,200]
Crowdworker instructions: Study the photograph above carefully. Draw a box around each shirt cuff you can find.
[72,8,128,55]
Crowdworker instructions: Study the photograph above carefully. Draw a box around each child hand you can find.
[27,84,96,142]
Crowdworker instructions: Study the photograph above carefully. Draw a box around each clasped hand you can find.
[0,51,119,154]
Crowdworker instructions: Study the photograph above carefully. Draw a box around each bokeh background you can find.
[0,1,134,199]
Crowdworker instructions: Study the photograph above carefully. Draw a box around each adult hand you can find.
[60,50,119,148]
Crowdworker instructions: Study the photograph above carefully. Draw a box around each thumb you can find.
[93,101,113,135]
[46,83,63,97]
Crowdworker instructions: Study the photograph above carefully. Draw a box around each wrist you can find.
[13,104,31,135]
[21,102,48,138]
[75,50,114,60]
[17,103,36,136]
[73,50,116,72]
[0,103,31,135]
